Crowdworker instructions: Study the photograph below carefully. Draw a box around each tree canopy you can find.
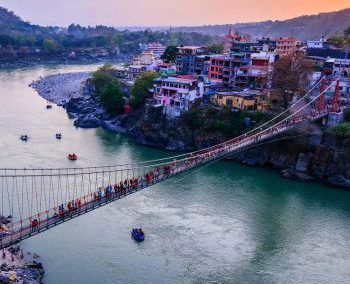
[130,72,159,108]
[161,46,178,63]
[92,64,124,114]
[100,80,124,115]
[207,43,224,54]
[272,54,312,109]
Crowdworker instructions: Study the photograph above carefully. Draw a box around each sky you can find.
[0,0,349,27]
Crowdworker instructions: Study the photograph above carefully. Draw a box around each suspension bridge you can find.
[0,77,342,249]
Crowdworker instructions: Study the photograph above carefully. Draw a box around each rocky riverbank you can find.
[30,72,91,105]
[0,217,45,283]
[32,72,350,189]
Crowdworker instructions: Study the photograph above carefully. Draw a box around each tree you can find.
[272,54,312,109]
[100,80,124,114]
[327,35,346,48]
[130,72,158,108]
[207,43,224,54]
[42,38,60,53]
[161,46,178,63]
[92,64,117,95]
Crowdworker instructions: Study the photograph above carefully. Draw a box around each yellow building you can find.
[211,90,267,111]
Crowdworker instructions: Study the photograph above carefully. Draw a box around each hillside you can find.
[0,7,220,62]
[168,8,350,40]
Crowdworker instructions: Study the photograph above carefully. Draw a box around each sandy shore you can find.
[30,72,91,105]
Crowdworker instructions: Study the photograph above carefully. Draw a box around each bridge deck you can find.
[0,111,327,249]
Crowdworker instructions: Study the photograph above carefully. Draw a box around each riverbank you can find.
[30,72,91,105]
[31,72,350,189]
[1,216,44,283]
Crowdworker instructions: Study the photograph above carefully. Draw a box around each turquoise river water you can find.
[0,64,350,284]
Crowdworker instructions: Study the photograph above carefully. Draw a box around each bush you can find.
[181,109,205,130]
[331,123,350,138]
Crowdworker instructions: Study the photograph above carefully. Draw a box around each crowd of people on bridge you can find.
[10,107,327,236]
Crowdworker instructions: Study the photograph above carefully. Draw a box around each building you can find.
[194,55,211,75]
[333,59,350,77]
[132,50,156,65]
[208,55,225,82]
[307,37,331,49]
[307,47,348,59]
[210,89,268,111]
[256,37,277,51]
[231,42,265,54]
[276,37,297,57]
[127,65,147,79]
[145,43,166,59]
[157,62,177,75]
[222,54,250,88]
[221,51,274,90]
[152,75,204,117]
[176,46,207,75]
[223,28,249,54]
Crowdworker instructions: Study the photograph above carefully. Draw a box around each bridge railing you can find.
[0,78,336,248]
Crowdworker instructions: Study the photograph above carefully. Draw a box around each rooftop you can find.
[216,89,262,98]
[155,74,197,84]
[177,46,204,50]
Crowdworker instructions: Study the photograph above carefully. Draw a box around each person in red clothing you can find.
[31,219,39,230]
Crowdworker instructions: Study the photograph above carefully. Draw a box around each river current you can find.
[0,64,350,284]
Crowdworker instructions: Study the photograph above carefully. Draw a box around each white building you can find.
[157,62,177,74]
[333,59,350,78]
[152,75,204,117]
[145,43,166,59]
[307,36,329,49]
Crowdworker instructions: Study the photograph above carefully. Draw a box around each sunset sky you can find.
[1,0,349,27]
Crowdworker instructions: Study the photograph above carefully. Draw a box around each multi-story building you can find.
[176,46,206,75]
[230,52,274,90]
[208,55,225,82]
[276,37,297,57]
[194,55,211,75]
[222,53,250,88]
[223,28,249,54]
[145,43,166,59]
[231,42,265,54]
[256,37,277,51]
[152,75,204,117]
[127,65,148,79]
[333,59,350,77]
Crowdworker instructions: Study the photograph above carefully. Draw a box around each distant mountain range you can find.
[1,6,350,44]
[159,8,350,40]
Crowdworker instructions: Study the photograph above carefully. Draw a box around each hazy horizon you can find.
[0,0,349,27]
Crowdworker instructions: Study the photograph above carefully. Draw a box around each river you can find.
[0,64,350,284]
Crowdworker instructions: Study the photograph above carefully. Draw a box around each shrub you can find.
[331,123,350,138]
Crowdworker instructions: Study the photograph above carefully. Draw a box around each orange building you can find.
[276,37,297,57]
[209,55,225,82]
